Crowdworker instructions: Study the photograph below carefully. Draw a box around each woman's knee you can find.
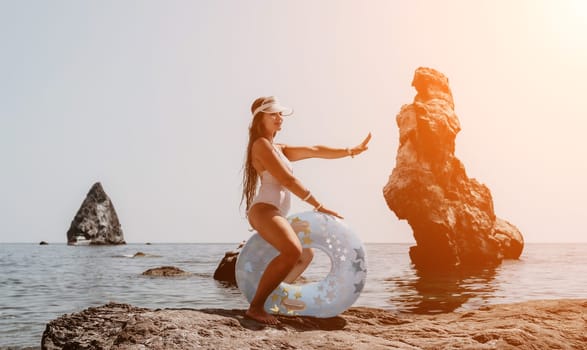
[281,243,303,264]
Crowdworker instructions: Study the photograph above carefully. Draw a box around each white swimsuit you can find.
[250,144,293,216]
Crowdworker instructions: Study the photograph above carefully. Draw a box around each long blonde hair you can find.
[241,97,269,211]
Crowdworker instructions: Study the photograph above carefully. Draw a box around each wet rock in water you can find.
[66,182,125,245]
[213,241,245,286]
[492,217,524,259]
[142,266,192,277]
[133,251,161,258]
[41,299,587,350]
[383,67,524,270]
[39,241,49,245]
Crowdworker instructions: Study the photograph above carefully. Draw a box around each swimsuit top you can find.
[258,144,293,184]
[249,143,293,215]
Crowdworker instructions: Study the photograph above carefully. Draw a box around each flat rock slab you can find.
[42,299,586,349]
[141,266,192,277]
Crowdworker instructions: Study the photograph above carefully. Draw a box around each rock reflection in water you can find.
[386,266,498,314]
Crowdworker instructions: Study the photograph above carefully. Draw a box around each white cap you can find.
[252,96,293,117]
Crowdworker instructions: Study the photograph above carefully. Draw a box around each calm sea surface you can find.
[1,243,586,348]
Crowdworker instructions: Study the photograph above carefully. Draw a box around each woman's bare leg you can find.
[283,248,314,283]
[246,204,302,325]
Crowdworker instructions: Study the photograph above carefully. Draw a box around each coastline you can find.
[41,298,586,349]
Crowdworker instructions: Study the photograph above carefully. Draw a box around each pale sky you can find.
[1,1,586,244]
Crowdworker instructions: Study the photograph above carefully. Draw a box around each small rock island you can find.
[66,182,125,245]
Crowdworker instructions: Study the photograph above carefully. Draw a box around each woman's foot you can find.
[245,307,280,325]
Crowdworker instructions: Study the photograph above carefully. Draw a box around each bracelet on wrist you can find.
[302,191,312,201]
[314,203,323,211]
[346,148,354,158]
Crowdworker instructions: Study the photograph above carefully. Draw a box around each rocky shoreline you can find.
[41,299,586,349]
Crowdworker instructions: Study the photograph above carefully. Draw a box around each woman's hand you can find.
[316,205,343,219]
[349,132,372,158]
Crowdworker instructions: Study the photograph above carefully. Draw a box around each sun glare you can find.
[540,0,587,50]
[567,0,587,16]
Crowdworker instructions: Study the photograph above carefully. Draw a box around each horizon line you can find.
[2,241,587,245]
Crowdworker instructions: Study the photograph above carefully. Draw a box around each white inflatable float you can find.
[235,211,367,318]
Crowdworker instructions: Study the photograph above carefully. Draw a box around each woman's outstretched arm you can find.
[253,137,342,218]
[282,132,371,161]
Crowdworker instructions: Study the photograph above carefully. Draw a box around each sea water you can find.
[0,243,585,349]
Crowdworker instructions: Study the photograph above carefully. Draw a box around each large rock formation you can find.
[66,182,125,245]
[383,67,524,270]
[41,300,587,349]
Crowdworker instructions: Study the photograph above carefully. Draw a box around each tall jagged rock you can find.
[67,182,125,245]
[383,67,523,270]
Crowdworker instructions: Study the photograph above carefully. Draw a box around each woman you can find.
[241,96,371,324]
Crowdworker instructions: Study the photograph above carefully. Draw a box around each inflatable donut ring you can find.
[235,211,367,318]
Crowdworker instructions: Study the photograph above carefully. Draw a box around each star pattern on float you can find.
[327,230,347,266]
[352,260,364,273]
[290,217,311,234]
[270,304,280,314]
[326,289,336,302]
[349,245,367,294]
[354,280,365,294]
[291,217,313,247]
[354,247,365,262]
